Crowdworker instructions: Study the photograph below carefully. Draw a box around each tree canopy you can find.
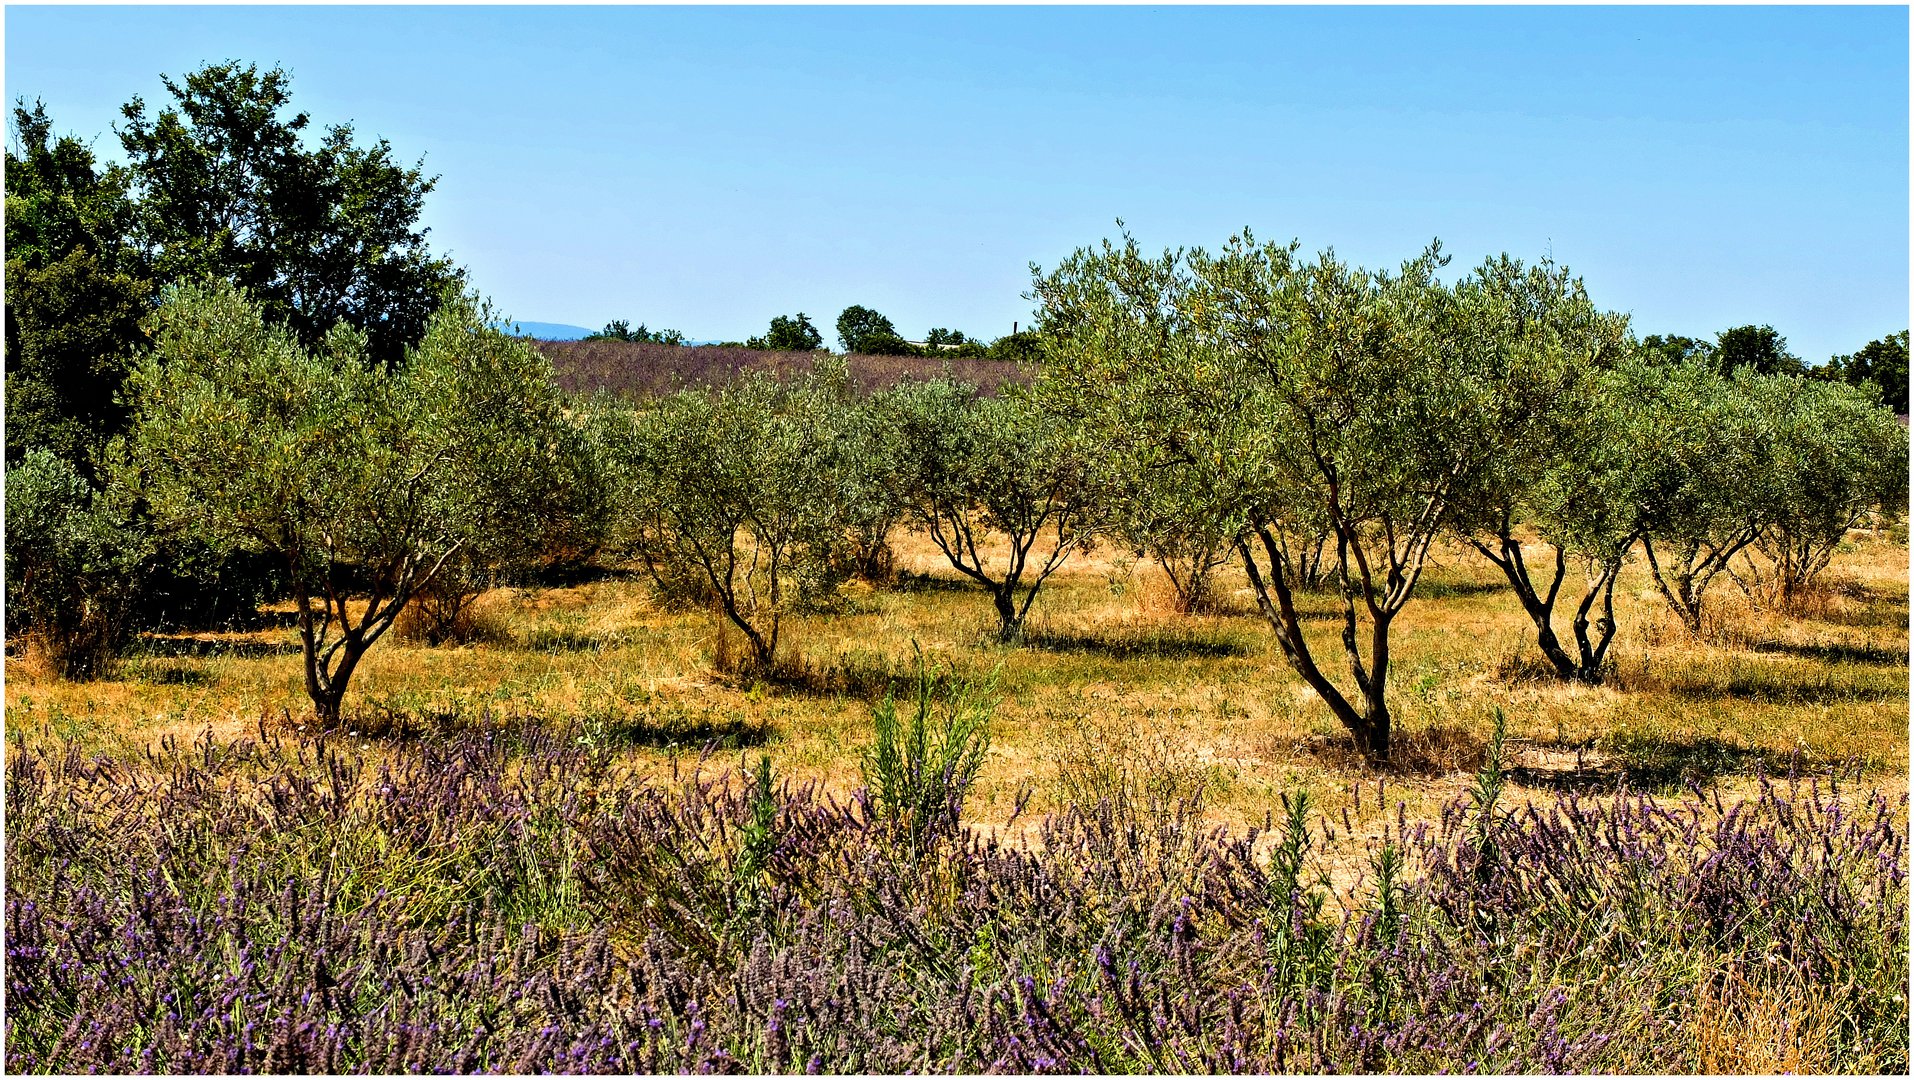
[123,280,583,724]
[117,62,461,365]
[836,304,911,355]
[1824,329,1909,414]
[1035,230,1632,759]
[6,63,462,473]
[749,312,824,351]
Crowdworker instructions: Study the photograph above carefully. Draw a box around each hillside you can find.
[536,338,1032,398]
[506,320,597,340]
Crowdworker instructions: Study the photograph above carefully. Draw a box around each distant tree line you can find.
[584,304,1042,361]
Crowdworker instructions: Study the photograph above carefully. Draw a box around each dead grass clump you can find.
[1493,647,1572,685]
[1131,562,1247,617]
[392,585,513,647]
[10,625,125,681]
[1688,967,1847,1074]
[1037,710,1212,815]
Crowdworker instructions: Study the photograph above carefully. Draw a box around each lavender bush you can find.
[6,719,1906,1073]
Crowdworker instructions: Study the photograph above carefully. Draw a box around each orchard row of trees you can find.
[16,250,1900,761]
[6,60,1907,762]
[1030,232,1906,756]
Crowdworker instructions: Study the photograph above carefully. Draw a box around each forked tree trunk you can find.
[291,544,462,727]
[299,621,372,729]
[1156,539,1231,615]
[1641,533,1759,636]
[1236,522,1427,763]
[921,506,1080,646]
[990,586,1023,642]
[1470,532,1627,683]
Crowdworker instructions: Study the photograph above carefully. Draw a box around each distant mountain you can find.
[502,321,596,340]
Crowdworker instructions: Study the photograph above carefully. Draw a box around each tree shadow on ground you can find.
[513,562,644,589]
[1023,627,1256,661]
[1411,579,1509,601]
[515,628,634,654]
[1748,639,1909,667]
[751,651,966,702]
[1506,736,1795,792]
[134,635,299,659]
[1293,724,1487,778]
[127,662,215,687]
[1658,672,1902,706]
[891,570,991,594]
[340,703,773,750]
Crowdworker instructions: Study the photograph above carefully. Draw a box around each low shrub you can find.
[5,724,1905,1073]
[2,450,151,678]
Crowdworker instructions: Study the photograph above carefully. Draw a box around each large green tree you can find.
[1631,362,1777,635]
[748,312,824,351]
[836,304,911,355]
[1823,329,1908,414]
[115,62,460,366]
[1735,375,1908,606]
[3,449,153,678]
[890,381,1101,642]
[9,63,461,467]
[605,364,861,672]
[1444,257,1639,682]
[1713,324,1805,376]
[123,281,583,725]
[4,103,152,474]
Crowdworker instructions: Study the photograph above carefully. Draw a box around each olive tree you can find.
[1444,257,1639,682]
[1734,375,1908,607]
[1631,362,1776,635]
[1021,228,1259,616]
[1038,231,1572,760]
[124,280,584,725]
[401,390,615,645]
[889,380,1100,641]
[605,364,856,671]
[835,385,918,582]
[1105,454,1243,614]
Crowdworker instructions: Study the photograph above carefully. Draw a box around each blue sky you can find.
[6,4,1907,359]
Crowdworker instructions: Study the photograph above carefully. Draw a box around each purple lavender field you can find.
[6,708,1906,1073]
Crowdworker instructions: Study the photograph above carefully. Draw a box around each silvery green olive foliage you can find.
[1443,257,1639,683]
[1104,452,1245,614]
[1732,374,1909,607]
[123,280,587,724]
[1629,361,1783,635]
[836,384,918,583]
[602,362,861,672]
[1027,231,1258,615]
[402,376,615,646]
[1037,230,1586,761]
[3,449,153,677]
[887,379,1101,642]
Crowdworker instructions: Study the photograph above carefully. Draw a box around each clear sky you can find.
[5,4,1907,359]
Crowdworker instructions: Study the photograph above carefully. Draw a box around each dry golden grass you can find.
[6,527,1907,839]
[1688,967,1857,1074]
